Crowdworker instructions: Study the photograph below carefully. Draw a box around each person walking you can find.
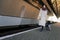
[38,5,48,31]
[33,0,51,31]
[37,0,51,31]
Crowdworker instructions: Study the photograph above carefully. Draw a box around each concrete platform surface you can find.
[2,23,60,40]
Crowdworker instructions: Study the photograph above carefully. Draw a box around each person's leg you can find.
[45,23,51,31]
[40,25,44,31]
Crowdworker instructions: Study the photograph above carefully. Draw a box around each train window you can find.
[20,6,26,17]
